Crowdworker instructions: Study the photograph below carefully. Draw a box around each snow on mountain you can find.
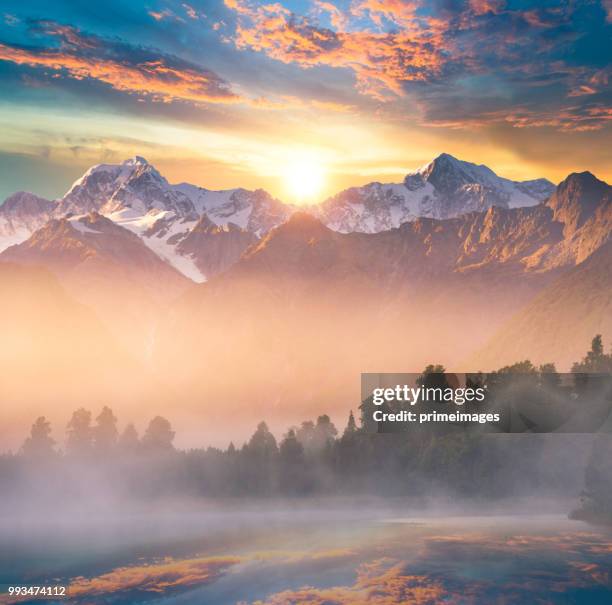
[0,191,57,248]
[0,157,293,281]
[176,214,258,278]
[0,154,556,279]
[67,214,104,234]
[63,157,293,280]
[136,212,204,282]
[314,153,555,233]
[0,211,192,356]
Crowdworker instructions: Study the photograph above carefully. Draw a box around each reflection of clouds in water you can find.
[570,562,611,586]
[504,532,612,553]
[5,525,611,605]
[247,559,454,605]
[247,531,612,605]
[247,548,356,564]
[68,556,241,598]
[53,548,356,603]
[421,531,612,563]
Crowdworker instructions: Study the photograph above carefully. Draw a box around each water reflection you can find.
[2,511,611,605]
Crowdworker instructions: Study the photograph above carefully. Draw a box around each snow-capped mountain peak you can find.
[59,155,174,217]
[0,153,556,279]
[0,157,293,281]
[416,153,501,192]
[315,153,555,233]
[0,191,57,248]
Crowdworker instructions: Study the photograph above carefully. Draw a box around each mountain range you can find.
[0,156,292,282]
[1,154,610,431]
[154,171,610,422]
[0,153,554,282]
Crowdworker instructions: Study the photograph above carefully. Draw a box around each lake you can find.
[2,500,611,604]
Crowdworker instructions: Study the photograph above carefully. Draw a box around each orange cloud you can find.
[504,106,612,131]
[469,0,505,16]
[0,21,365,114]
[225,0,448,102]
[313,0,350,31]
[183,3,200,20]
[352,0,422,28]
[568,69,610,97]
[148,9,185,23]
[0,23,239,105]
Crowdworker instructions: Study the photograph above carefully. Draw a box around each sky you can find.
[0,0,610,204]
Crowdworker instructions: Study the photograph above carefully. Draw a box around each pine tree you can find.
[66,408,93,457]
[142,416,175,451]
[314,415,337,447]
[538,363,560,388]
[279,429,306,493]
[295,420,316,451]
[572,335,612,373]
[93,406,118,453]
[247,422,278,457]
[344,410,357,436]
[118,423,140,453]
[244,422,278,494]
[22,417,56,459]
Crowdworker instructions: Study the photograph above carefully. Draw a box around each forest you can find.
[1,336,611,525]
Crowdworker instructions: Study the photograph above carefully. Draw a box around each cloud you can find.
[313,1,350,31]
[223,0,612,131]
[568,69,610,97]
[224,0,448,102]
[469,0,505,17]
[351,0,422,28]
[504,105,612,132]
[0,18,365,118]
[0,20,240,105]
[183,3,201,20]
[148,9,185,23]
[3,13,19,26]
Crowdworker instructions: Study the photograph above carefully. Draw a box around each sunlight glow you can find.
[282,156,326,204]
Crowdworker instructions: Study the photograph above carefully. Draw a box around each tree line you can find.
[2,335,611,508]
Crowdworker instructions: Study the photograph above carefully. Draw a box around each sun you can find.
[283,157,326,204]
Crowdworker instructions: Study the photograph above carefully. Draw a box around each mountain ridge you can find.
[0,211,191,355]
[312,153,556,233]
[0,159,609,425]
[470,239,612,370]
[0,153,557,281]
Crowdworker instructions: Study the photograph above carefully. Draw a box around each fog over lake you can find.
[2,498,612,605]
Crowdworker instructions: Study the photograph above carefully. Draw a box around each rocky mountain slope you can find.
[0,160,608,433]
[471,240,612,370]
[0,262,140,428]
[467,171,611,370]
[314,153,555,233]
[0,156,292,281]
[0,191,56,248]
[153,171,610,425]
[0,213,191,354]
[0,154,556,281]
